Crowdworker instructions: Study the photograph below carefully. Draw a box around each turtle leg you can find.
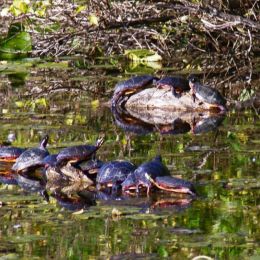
[40,190,50,202]
[172,88,182,99]
[111,183,121,195]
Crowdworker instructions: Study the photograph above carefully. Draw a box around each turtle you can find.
[122,155,195,195]
[56,135,105,167]
[12,135,49,173]
[155,76,190,98]
[112,75,158,107]
[121,155,170,194]
[188,75,227,111]
[96,160,136,193]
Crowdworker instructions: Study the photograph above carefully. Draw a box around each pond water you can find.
[0,57,259,259]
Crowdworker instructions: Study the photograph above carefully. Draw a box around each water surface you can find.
[0,58,259,259]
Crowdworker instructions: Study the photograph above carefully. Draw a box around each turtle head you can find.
[121,172,136,192]
[40,135,49,149]
[95,134,105,148]
[187,75,200,92]
[153,155,162,162]
[187,75,199,84]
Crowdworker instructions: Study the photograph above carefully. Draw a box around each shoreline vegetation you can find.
[0,0,259,111]
[1,0,259,58]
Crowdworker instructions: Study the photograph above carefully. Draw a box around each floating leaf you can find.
[0,23,32,60]
[35,97,47,107]
[157,246,169,258]
[15,101,24,108]
[125,49,162,62]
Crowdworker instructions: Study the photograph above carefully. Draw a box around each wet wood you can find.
[125,88,209,112]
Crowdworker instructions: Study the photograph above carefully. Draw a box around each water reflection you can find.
[112,105,225,135]
[0,164,194,215]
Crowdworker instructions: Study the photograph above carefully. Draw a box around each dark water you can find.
[0,58,259,259]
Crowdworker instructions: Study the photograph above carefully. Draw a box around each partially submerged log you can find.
[125,88,209,112]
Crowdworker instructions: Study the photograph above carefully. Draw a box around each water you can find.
[0,58,259,259]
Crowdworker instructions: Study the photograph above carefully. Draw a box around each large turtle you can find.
[112,75,158,107]
[122,155,195,195]
[96,160,136,192]
[56,135,105,167]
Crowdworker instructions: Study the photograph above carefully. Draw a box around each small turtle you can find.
[56,135,105,167]
[112,75,158,106]
[188,75,227,111]
[12,135,49,173]
[96,160,136,192]
[0,146,26,162]
[155,76,190,98]
[78,159,104,174]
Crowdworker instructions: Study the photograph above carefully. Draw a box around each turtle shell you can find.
[56,136,105,165]
[194,83,226,107]
[12,135,49,172]
[57,145,98,164]
[0,147,26,161]
[155,176,196,194]
[121,171,137,191]
[78,159,104,174]
[133,155,170,189]
[12,148,49,172]
[41,154,58,168]
[112,75,157,105]
[188,76,226,108]
[97,160,136,186]
[156,77,190,91]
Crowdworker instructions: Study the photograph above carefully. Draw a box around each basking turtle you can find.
[188,75,227,111]
[112,75,158,106]
[122,155,170,194]
[96,160,136,192]
[78,159,104,174]
[0,146,26,162]
[122,155,195,195]
[12,135,49,173]
[56,135,105,167]
[155,76,190,98]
